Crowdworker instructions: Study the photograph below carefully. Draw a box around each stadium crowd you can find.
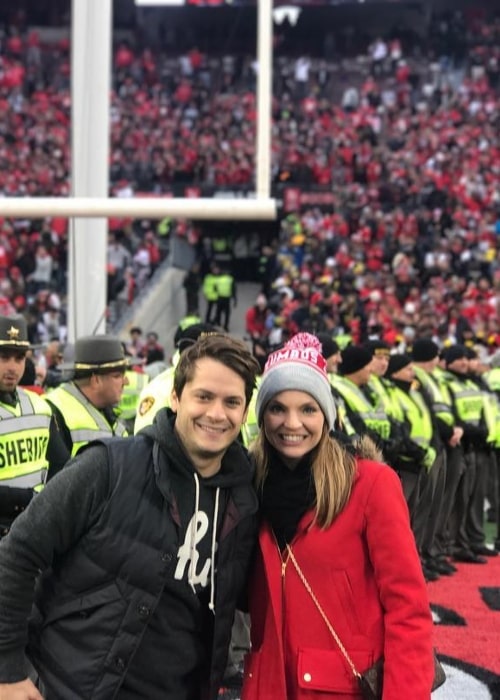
[0,5,498,355]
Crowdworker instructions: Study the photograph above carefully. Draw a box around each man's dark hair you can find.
[174,334,260,407]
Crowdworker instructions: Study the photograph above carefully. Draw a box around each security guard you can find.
[173,312,203,348]
[412,338,462,576]
[330,345,392,445]
[383,353,444,581]
[0,315,67,538]
[440,345,491,563]
[214,265,236,332]
[45,335,129,471]
[202,263,219,324]
[484,350,500,550]
[134,323,220,434]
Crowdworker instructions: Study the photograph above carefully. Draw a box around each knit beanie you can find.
[315,332,340,360]
[364,339,391,358]
[411,338,439,362]
[386,353,412,377]
[338,345,372,376]
[441,344,468,366]
[256,332,336,430]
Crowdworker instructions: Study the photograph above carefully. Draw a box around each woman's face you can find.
[263,390,325,469]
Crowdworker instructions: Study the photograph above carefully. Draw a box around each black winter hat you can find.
[339,345,372,376]
[411,338,439,362]
[364,339,391,358]
[386,353,412,377]
[441,344,468,366]
[175,323,222,353]
[315,333,340,360]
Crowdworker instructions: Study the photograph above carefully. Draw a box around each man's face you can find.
[0,350,26,392]
[94,370,128,408]
[371,354,390,377]
[392,363,415,383]
[448,357,469,374]
[171,357,248,477]
[325,352,342,374]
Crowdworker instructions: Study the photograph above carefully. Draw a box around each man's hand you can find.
[448,426,464,448]
[0,679,44,699]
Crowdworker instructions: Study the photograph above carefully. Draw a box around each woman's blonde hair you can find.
[251,424,357,529]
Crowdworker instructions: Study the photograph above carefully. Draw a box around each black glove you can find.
[0,485,34,519]
[400,437,427,462]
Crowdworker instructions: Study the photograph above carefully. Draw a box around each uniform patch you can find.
[138,396,155,416]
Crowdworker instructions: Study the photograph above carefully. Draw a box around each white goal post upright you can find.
[0,0,276,340]
[69,0,112,339]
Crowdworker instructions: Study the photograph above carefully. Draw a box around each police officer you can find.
[0,316,67,539]
[412,338,462,575]
[202,262,219,324]
[45,335,129,471]
[484,350,500,551]
[384,353,446,581]
[440,345,491,563]
[214,265,236,332]
[330,345,392,446]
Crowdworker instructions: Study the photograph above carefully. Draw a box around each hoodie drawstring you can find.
[188,473,201,593]
[209,486,220,615]
[189,473,219,616]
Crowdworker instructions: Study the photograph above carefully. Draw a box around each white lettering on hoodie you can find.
[174,512,212,588]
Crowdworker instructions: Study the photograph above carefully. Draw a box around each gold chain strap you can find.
[285,544,361,681]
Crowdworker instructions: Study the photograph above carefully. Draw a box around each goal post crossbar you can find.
[0,197,277,220]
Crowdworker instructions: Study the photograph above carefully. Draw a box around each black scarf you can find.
[260,448,316,550]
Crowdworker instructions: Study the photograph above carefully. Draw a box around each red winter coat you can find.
[242,459,434,700]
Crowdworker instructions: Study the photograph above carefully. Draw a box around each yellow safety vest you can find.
[178,314,202,331]
[202,274,218,302]
[240,378,262,448]
[385,382,436,471]
[0,389,52,491]
[118,371,150,421]
[413,366,454,426]
[46,382,128,457]
[330,375,391,439]
[216,274,234,299]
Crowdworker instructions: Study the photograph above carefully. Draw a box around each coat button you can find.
[303,673,312,683]
[160,552,172,563]
[138,604,151,619]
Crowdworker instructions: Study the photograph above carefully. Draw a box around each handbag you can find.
[285,545,446,699]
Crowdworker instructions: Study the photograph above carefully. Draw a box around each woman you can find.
[242,333,435,699]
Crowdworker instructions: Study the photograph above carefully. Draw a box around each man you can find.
[316,332,342,377]
[202,262,219,325]
[440,345,491,563]
[383,353,445,581]
[45,335,129,467]
[214,265,236,332]
[0,334,260,700]
[412,338,464,575]
[134,323,220,434]
[330,344,392,445]
[0,316,67,539]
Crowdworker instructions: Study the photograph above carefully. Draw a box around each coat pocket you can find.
[297,647,374,694]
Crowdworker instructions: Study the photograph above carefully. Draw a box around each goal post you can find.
[0,0,276,340]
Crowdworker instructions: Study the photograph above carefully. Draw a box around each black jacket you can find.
[0,409,258,699]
